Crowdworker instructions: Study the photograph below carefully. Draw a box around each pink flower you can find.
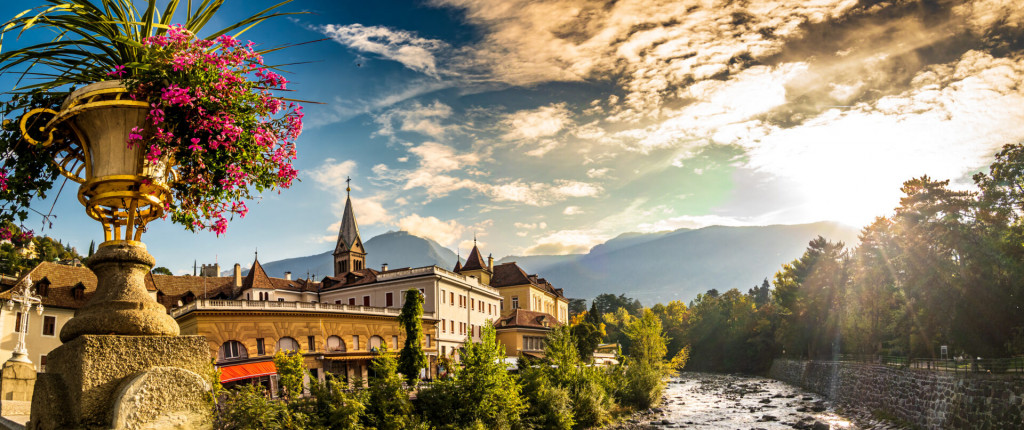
[106,65,127,78]
[188,138,202,151]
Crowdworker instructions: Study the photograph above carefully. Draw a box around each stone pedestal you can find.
[0,359,36,416]
[28,335,212,430]
[60,242,179,342]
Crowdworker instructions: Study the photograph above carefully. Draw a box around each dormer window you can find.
[72,282,86,300]
[36,278,51,297]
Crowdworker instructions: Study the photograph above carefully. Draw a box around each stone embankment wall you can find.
[768,359,1024,429]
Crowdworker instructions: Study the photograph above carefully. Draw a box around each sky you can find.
[3,0,1024,276]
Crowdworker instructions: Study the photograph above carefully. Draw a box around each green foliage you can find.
[398,288,427,384]
[524,325,613,429]
[216,384,287,430]
[308,377,367,430]
[570,320,604,363]
[0,0,301,96]
[151,266,173,275]
[620,309,670,410]
[417,323,525,430]
[0,226,86,276]
[363,344,414,430]
[273,349,307,400]
[592,293,642,318]
[520,368,574,430]
[568,298,587,317]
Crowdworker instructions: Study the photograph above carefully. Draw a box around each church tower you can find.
[334,177,366,276]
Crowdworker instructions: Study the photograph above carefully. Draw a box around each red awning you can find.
[220,361,277,383]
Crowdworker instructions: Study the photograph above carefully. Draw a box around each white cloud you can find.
[502,103,572,141]
[398,214,465,246]
[319,24,449,77]
[585,168,609,178]
[309,159,357,190]
[374,100,455,139]
[523,229,608,255]
[562,206,583,215]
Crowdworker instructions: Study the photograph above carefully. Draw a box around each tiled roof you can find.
[319,268,379,292]
[460,244,487,272]
[242,259,274,290]
[495,309,561,330]
[490,262,566,299]
[147,274,236,309]
[0,262,96,309]
[491,262,532,287]
[453,259,462,272]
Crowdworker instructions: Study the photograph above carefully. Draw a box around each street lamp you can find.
[6,274,44,364]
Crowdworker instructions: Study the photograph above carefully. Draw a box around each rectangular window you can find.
[392,335,399,349]
[419,288,425,296]
[442,345,446,355]
[42,315,56,336]
[39,355,46,373]
[488,303,492,314]
[348,298,356,306]
[450,320,454,332]
[362,296,370,306]
[353,335,360,350]
[426,334,431,347]
[512,296,519,309]
[441,290,446,303]
[501,299,504,310]
[335,300,341,305]
[471,298,475,310]
[307,336,316,351]
[450,292,454,305]
[386,292,394,307]
[14,312,21,333]
[257,338,266,355]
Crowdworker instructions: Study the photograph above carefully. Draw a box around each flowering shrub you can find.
[118,26,303,235]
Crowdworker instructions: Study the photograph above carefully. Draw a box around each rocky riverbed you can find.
[604,373,908,429]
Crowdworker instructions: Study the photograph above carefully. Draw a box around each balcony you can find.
[171,299,438,319]
[375,265,501,296]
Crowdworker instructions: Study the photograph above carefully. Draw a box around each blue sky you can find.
[3,0,1024,276]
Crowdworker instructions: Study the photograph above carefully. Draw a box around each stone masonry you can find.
[768,359,1024,429]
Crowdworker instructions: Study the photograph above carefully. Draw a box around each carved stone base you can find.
[28,335,212,430]
[60,242,179,343]
[0,358,36,416]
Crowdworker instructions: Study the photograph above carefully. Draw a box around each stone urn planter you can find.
[21,82,212,429]
[23,80,179,341]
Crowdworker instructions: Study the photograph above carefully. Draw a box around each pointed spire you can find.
[243,255,273,290]
[335,189,363,255]
[453,250,463,272]
[461,242,487,272]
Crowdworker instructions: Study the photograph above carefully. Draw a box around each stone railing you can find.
[171,299,437,319]
[375,265,501,296]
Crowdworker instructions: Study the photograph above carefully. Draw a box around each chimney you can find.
[382,263,388,272]
[487,254,494,272]
[285,271,292,281]
[233,263,242,287]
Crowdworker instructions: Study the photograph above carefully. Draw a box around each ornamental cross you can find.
[346,176,351,195]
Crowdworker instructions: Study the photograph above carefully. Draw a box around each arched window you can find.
[277,336,299,353]
[326,335,346,352]
[219,340,248,361]
[369,335,384,351]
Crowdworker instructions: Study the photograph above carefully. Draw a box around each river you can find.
[608,372,907,429]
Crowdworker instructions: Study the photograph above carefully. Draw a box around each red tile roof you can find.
[243,259,274,290]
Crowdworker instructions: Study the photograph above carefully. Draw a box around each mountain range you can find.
[237,222,859,305]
